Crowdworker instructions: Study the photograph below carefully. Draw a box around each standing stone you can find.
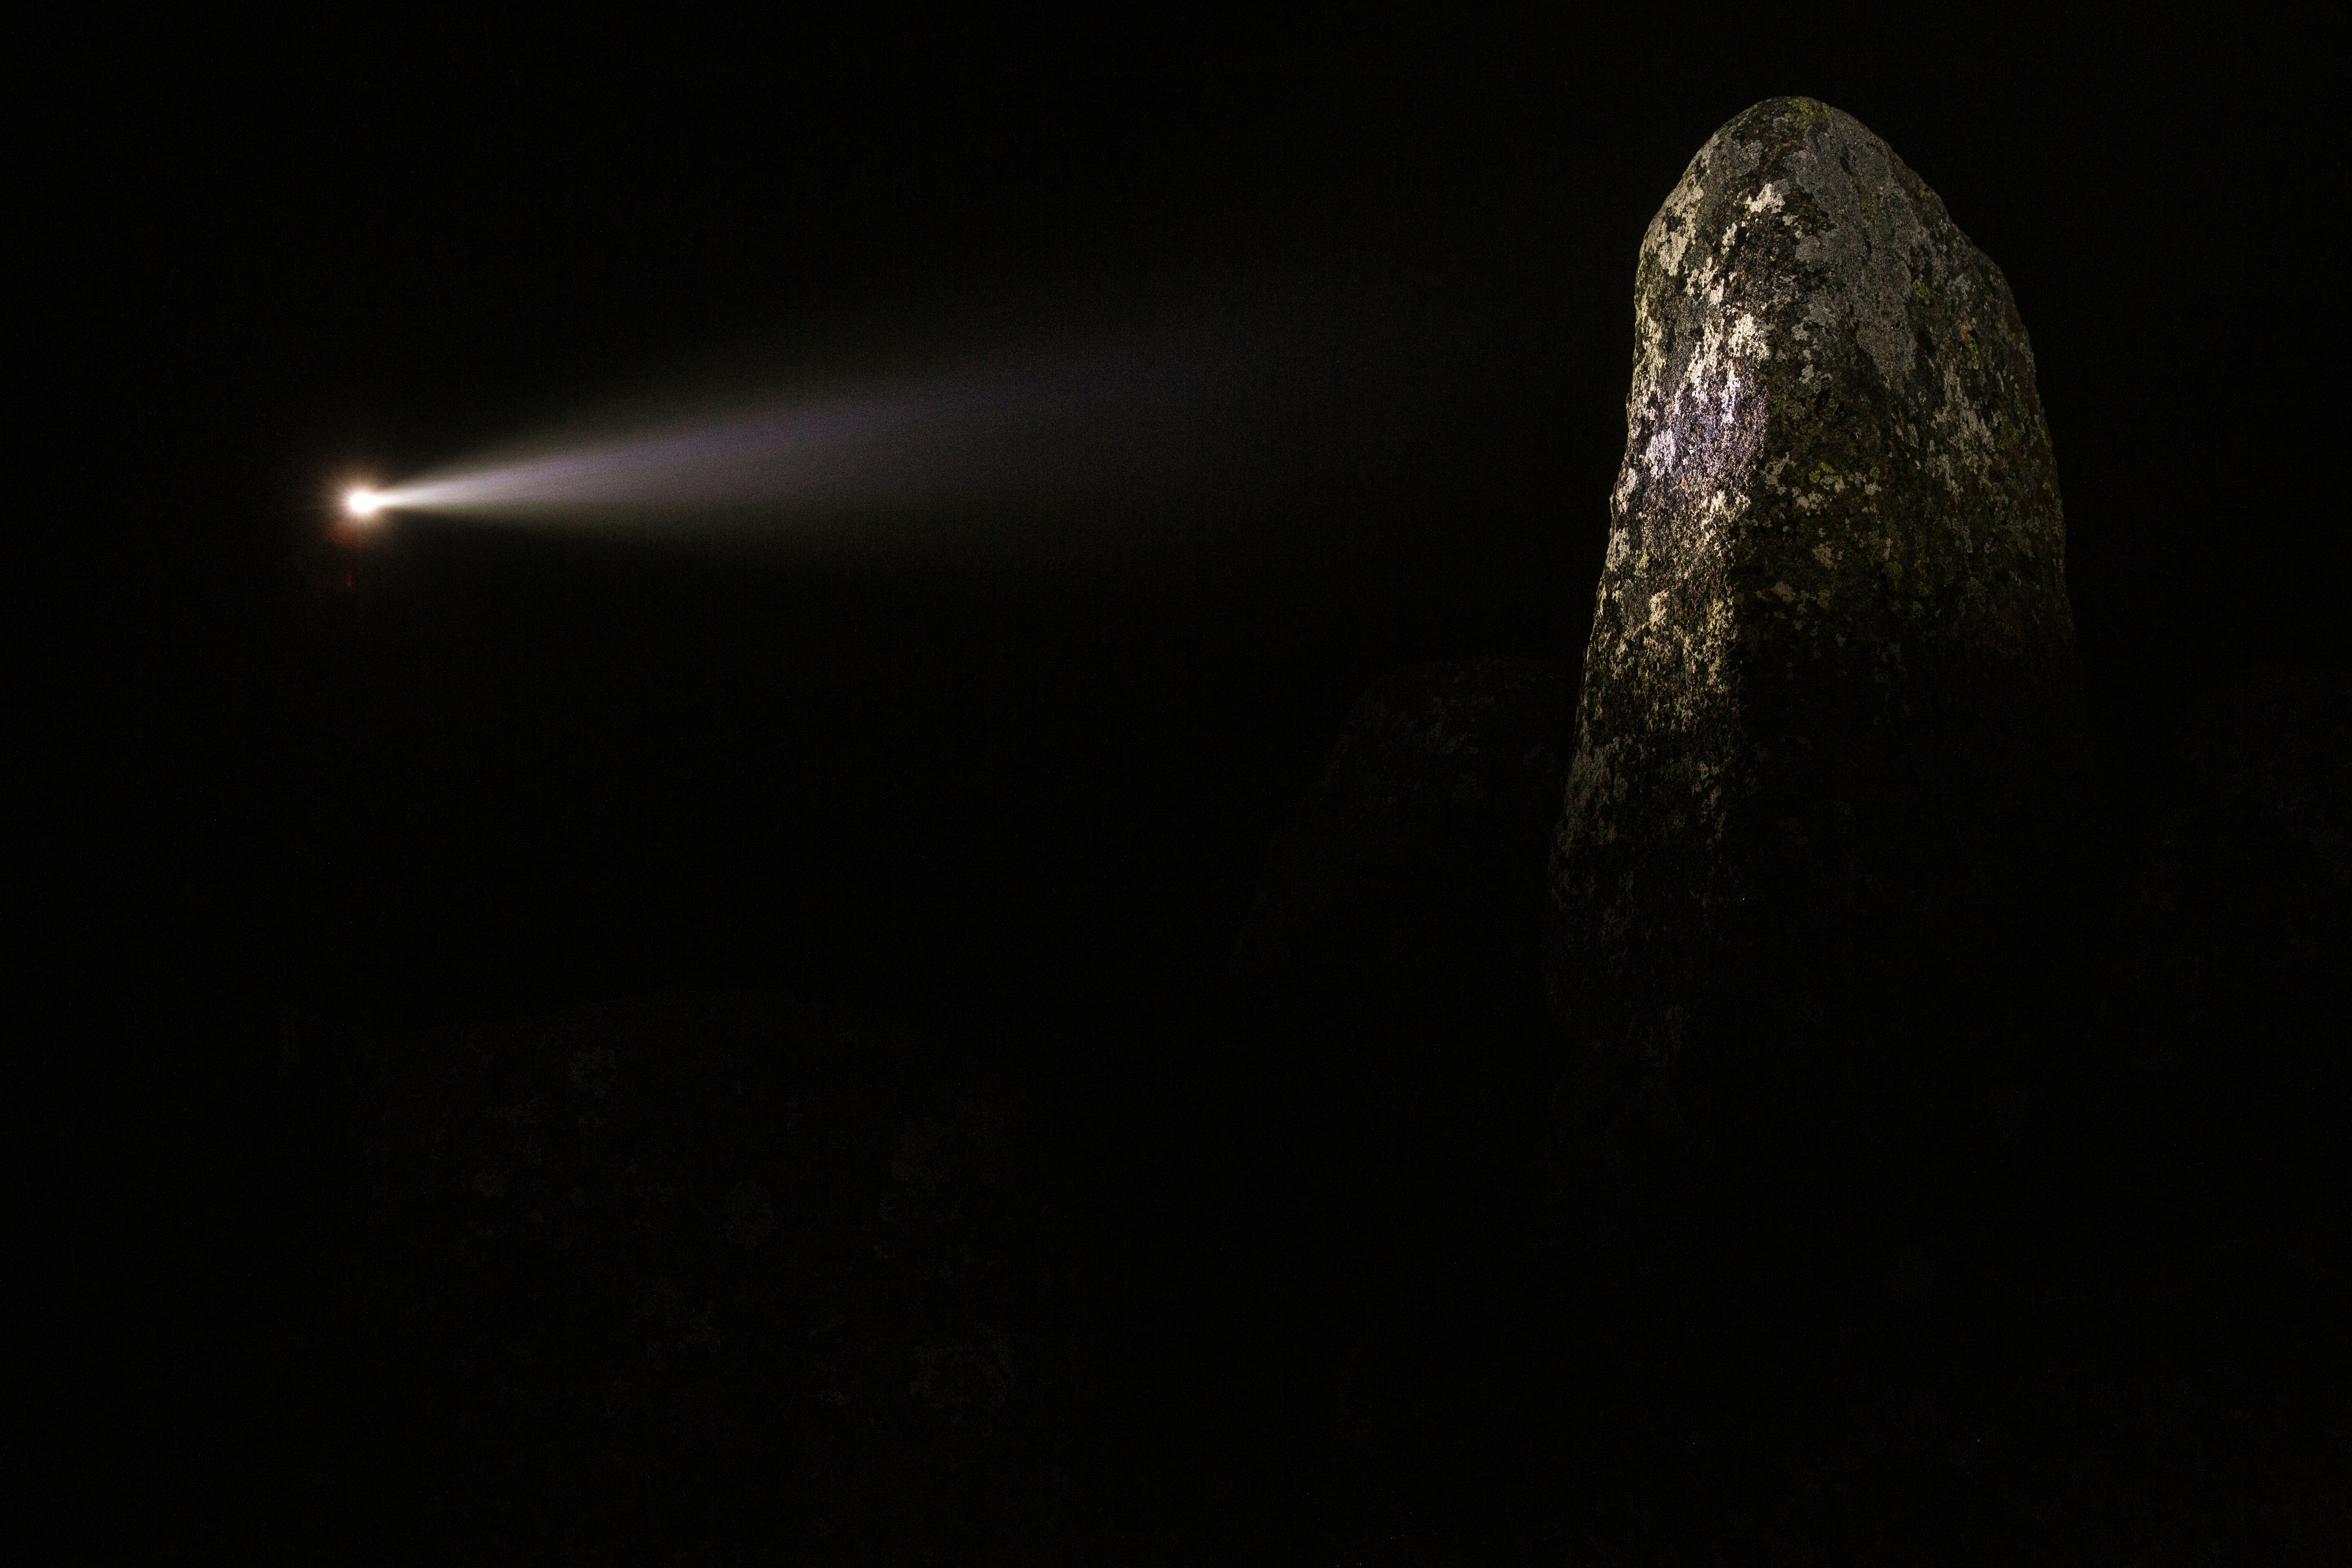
[1545,100,2096,1203]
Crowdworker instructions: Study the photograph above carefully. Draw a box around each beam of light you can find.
[346,341,1254,535]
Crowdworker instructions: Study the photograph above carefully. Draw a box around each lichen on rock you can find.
[1546,98,2097,1174]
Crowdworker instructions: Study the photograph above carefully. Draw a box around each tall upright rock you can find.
[1546,99,2096,1200]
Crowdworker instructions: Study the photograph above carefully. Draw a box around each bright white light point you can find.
[345,488,383,519]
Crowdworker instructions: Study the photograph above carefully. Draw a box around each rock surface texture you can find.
[1546,99,2095,1134]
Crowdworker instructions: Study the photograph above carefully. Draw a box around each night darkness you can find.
[33,10,2348,1561]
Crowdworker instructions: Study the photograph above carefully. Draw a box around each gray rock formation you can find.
[1546,98,2096,1083]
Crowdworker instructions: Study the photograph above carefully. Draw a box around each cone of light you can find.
[340,343,1246,534]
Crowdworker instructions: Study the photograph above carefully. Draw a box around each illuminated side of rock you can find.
[1547,97,2092,1085]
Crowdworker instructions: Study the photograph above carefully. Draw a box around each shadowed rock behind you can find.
[1230,656,1574,1540]
[1236,655,1572,1006]
[1231,655,1572,1305]
[1544,97,2101,1239]
[2100,664,2350,1232]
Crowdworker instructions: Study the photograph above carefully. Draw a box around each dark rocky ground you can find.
[183,659,2347,1564]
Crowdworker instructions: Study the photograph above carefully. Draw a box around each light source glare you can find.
[324,338,1239,533]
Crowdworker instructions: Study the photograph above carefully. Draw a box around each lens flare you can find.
[345,488,384,519]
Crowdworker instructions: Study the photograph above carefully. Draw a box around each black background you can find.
[32,4,2341,1549]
